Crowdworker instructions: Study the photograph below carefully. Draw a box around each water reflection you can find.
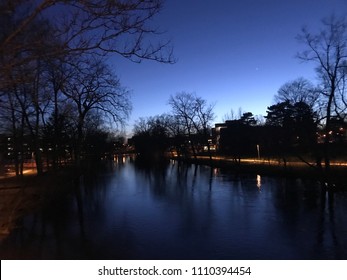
[256,174,261,190]
[1,156,347,259]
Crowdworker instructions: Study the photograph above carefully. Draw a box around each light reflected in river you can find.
[256,174,261,189]
[1,156,347,259]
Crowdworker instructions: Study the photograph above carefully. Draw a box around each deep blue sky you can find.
[111,0,347,134]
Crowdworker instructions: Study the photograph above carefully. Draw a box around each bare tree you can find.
[12,59,52,175]
[194,96,215,160]
[1,1,173,174]
[297,15,347,170]
[275,77,320,109]
[222,109,236,122]
[168,92,215,160]
[168,92,199,158]
[0,0,174,82]
[43,57,72,169]
[61,56,131,166]
[334,61,347,117]
[133,117,152,135]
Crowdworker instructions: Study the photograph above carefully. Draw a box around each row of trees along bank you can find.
[0,0,174,176]
[132,15,347,173]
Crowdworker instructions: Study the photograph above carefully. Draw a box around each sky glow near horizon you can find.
[110,0,347,135]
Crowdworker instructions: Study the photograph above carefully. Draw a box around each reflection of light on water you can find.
[113,155,126,164]
[213,168,219,176]
[256,174,261,189]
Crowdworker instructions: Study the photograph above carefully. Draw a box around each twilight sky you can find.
[111,0,347,134]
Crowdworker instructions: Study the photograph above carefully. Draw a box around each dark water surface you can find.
[1,156,347,259]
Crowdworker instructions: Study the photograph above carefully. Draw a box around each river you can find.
[1,155,347,259]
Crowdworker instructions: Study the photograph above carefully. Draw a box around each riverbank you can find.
[0,168,78,241]
[173,155,347,187]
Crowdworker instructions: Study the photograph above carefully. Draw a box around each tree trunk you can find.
[75,116,84,169]
[324,86,335,173]
[33,141,44,175]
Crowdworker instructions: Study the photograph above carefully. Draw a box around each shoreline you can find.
[172,155,347,186]
[0,168,78,241]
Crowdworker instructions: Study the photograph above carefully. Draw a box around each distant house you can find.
[0,134,12,160]
[214,119,316,158]
[214,121,277,157]
[0,134,34,162]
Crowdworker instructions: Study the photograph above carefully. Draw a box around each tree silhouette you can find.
[265,101,317,160]
[239,112,257,126]
[61,56,131,166]
[168,92,215,160]
[1,0,173,175]
[0,0,174,81]
[275,77,319,110]
[132,114,171,160]
[297,15,347,170]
